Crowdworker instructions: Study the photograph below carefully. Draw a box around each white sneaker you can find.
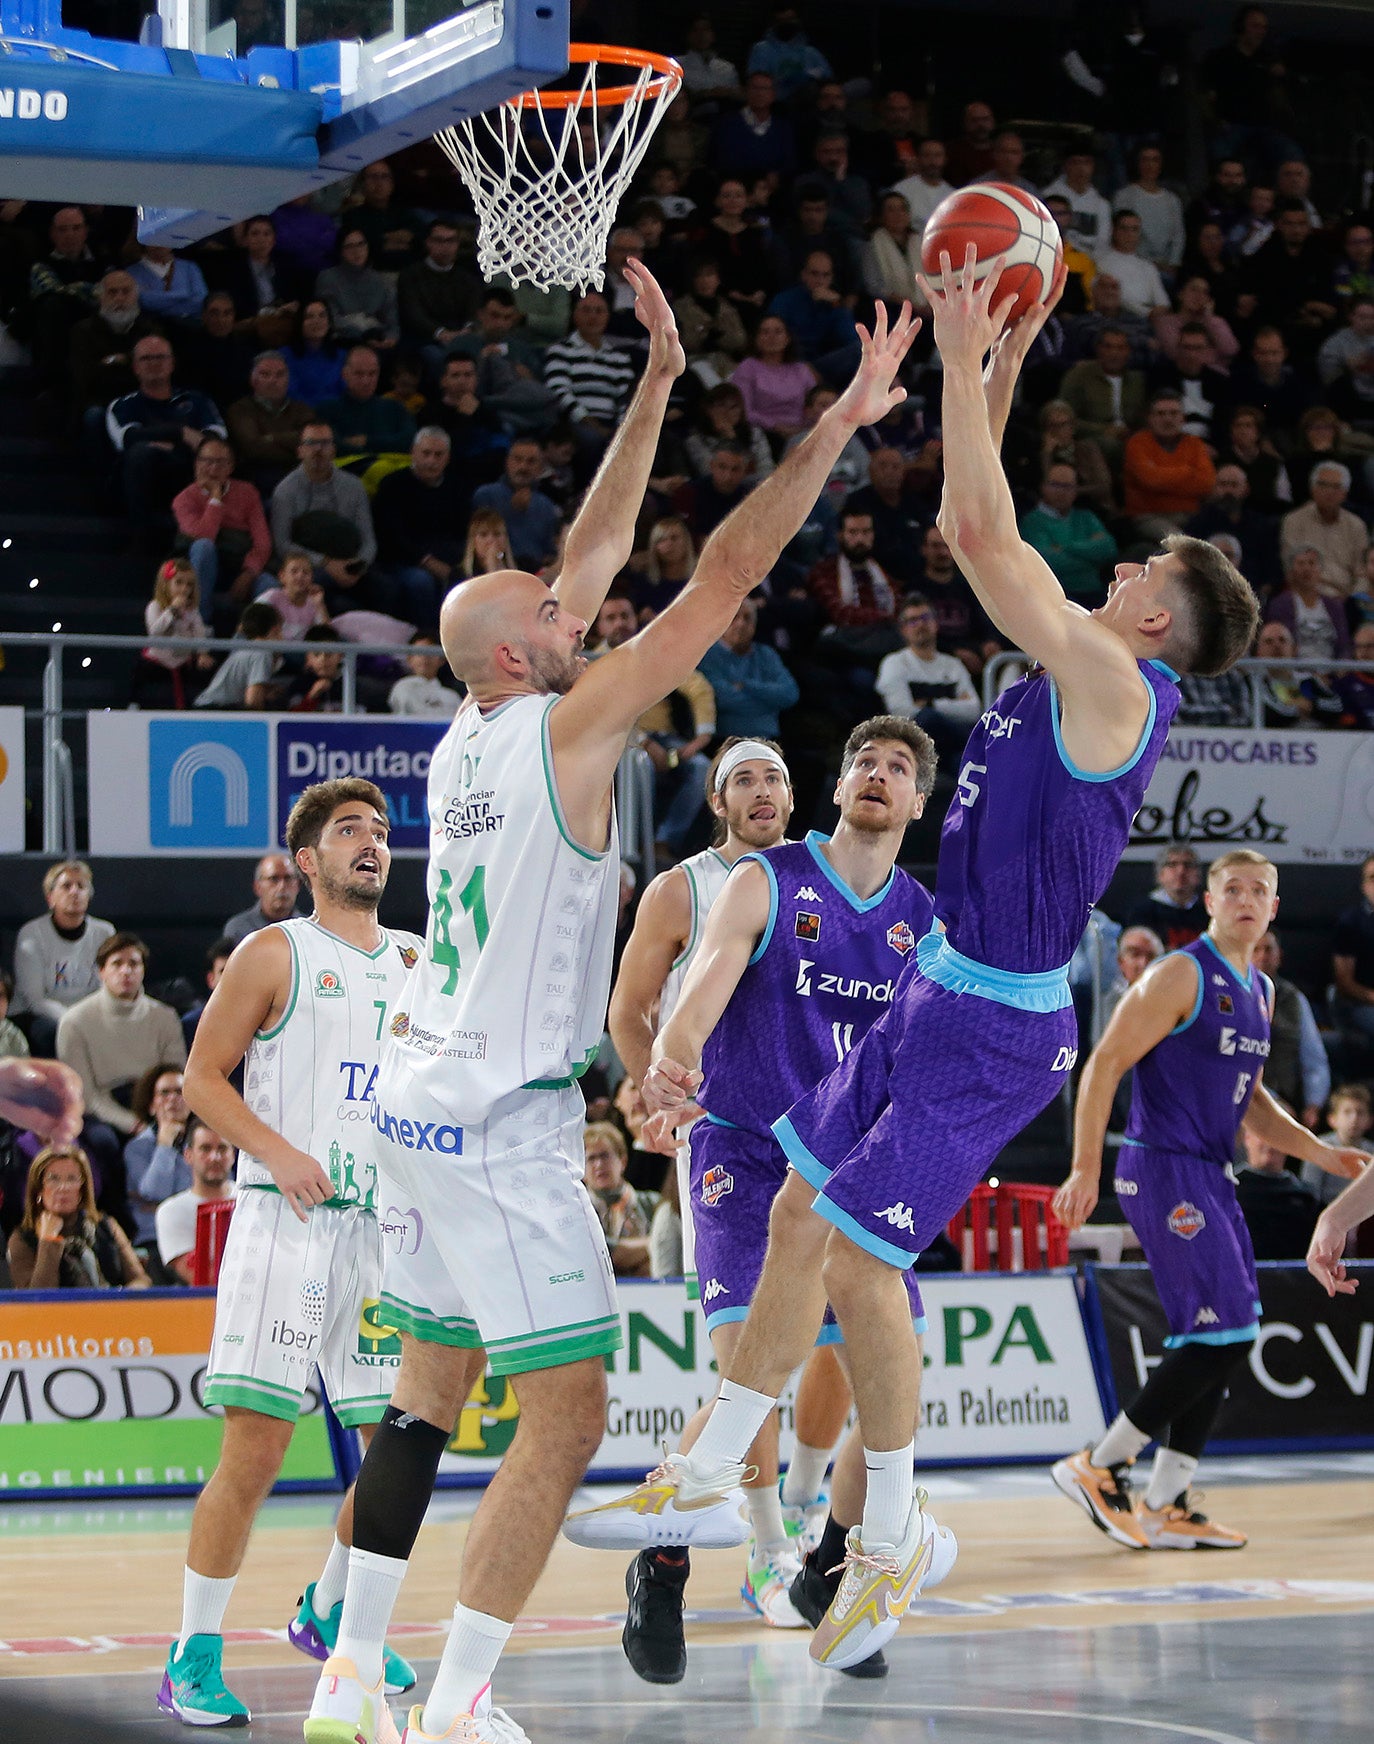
[742,1546,807,1627]
[400,1703,529,1743]
[563,1451,752,1549]
[781,1488,829,1558]
[809,1488,957,1672]
[304,1654,401,1744]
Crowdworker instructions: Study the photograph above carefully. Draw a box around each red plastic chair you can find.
[191,1197,235,1286]
[947,1182,1068,1272]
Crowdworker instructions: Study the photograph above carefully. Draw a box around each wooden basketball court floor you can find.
[2,1453,1372,1741]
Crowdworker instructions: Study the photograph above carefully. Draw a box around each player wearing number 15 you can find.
[305,270,923,1744]
[161,779,422,1730]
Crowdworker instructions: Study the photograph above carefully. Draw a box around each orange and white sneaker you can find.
[1051,1447,1149,1549]
[1135,1493,1247,1550]
[562,1450,752,1550]
[399,1700,529,1742]
[304,1654,401,1744]
[808,1488,956,1672]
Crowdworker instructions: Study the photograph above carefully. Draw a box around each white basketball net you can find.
[436,56,680,293]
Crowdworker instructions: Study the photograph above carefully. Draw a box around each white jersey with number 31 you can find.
[380,692,619,1126]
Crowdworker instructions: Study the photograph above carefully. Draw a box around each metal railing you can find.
[4,630,661,866]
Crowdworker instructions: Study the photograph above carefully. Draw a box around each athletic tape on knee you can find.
[353,1405,451,1562]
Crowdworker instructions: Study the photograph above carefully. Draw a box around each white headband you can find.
[714,740,790,792]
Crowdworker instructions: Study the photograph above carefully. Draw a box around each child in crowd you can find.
[135,558,211,708]
[194,602,285,710]
[1302,1083,1374,1214]
[286,624,346,712]
[257,547,329,639]
[388,631,459,716]
[384,353,428,419]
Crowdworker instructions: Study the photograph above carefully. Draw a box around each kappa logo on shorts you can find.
[887,920,916,957]
[1194,1306,1220,1326]
[702,1278,729,1303]
[1168,1201,1207,1240]
[700,1165,734,1206]
[875,1202,917,1233]
[314,969,345,998]
[795,912,821,942]
[371,1103,464,1155]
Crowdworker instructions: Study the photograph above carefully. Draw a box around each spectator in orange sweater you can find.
[1123,390,1218,541]
[171,436,272,616]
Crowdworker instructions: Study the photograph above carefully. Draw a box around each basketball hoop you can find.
[435,43,682,293]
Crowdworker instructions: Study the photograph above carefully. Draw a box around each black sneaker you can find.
[622,1548,688,1684]
[788,1552,888,1679]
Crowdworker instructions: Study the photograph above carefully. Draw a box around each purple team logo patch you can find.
[795,912,821,942]
[887,920,916,957]
[701,1166,734,1206]
[1168,1201,1207,1241]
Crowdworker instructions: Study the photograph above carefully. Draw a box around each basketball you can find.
[920,182,1065,325]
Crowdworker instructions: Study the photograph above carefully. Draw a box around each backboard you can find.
[0,0,569,244]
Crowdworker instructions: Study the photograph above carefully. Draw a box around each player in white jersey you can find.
[306,271,921,1744]
[609,736,851,1668]
[159,779,422,1730]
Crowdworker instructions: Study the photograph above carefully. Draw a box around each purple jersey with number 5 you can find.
[1124,935,1272,1165]
[937,661,1180,974]
[699,834,933,1140]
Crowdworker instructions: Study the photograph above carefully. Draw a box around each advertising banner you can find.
[0,705,25,851]
[0,1291,337,1497]
[430,1273,1106,1484]
[87,712,445,855]
[1089,1262,1374,1447]
[1125,728,1374,864]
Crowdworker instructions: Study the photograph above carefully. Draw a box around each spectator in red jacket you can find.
[807,508,899,628]
[1122,390,1218,539]
[172,436,271,615]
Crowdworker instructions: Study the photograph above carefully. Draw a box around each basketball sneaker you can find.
[400,1699,530,1742]
[290,1581,418,1695]
[1135,1493,1248,1550]
[562,1450,752,1549]
[621,1548,689,1684]
[1051,1447,1149,1548]
[781,1485,829,1558]
[788,1552,887,1679]
[157,1634,250,1728]
[808,1490,957,1673]
[741,1544,807,1627]
[304,1654,401,1744]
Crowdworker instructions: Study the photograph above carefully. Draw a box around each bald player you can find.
[305,280,922,1744]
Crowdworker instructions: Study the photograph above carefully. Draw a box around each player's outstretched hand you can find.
[1307,1207,1358,1297]
[0,1058,84,1145]
[642,1105,702,1155]
[915,244,1017,368]
[642,1054,703,1119]
[833,299,922,429]
[271,1145,335,1222]
[627,259,686,381]
[984,271,1064,386]
[1052,1169,1098,1232]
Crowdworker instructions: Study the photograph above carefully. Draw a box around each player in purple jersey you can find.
[557,252,1261,1676]
[564,718,953,1657]
[1052,851,1365,1550]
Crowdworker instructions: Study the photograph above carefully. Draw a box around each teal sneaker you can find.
[157,1634,250,1728]
[290,1580,417,1696]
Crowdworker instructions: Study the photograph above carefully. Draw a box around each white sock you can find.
[782,1441,832,1509]
[1091,1413,1151,1471]
[686,1380,776,1479]
[745,1485,790,1558]
[1145,1448,1199,1510]
[176,1569,237,1655]
[334,1547,408,1689]
[313,1536,351,1616]
[422,1603,512,1734]
[860,1442,915,1550]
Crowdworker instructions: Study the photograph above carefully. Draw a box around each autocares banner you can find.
[1088,1262,1374,1447]
[0,1291,337,1497]
[86,712,444,856]
[428,1273,1106,1485]
[1125,728,1374,864]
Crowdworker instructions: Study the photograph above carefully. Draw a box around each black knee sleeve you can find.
[1126,1339,1253,1446]
[352,1405,451,1562]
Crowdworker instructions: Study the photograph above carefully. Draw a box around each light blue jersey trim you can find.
[705,1305,750,1332]
[704,1111,742,1129]
[743,852,780,965]
[1147,659,1181,682]
[812,1191,916,1269]
[1199,930,1257,995]
[1048,671,1159,784]
[1165,1320,1259,1350]
[915,927,1073,1013]
[805,830,896,913]
[773,1113,832,1186]
[1170,952,1206,1034]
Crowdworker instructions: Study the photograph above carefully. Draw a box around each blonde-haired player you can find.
[1052,849,1365,1549]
